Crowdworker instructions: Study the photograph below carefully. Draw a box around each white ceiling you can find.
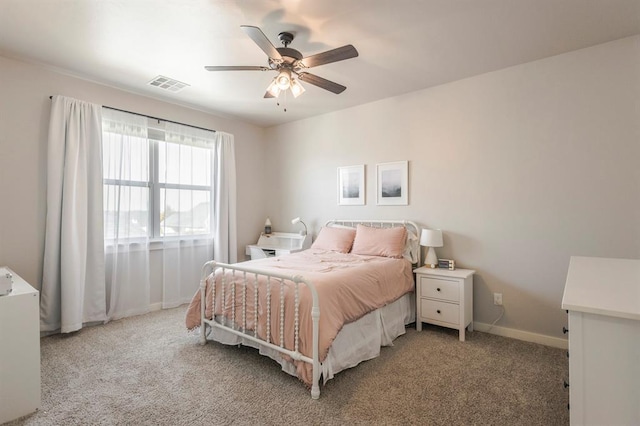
[1,0,639,128]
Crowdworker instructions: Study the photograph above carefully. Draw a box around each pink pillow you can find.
[311,227,356,253]
[351,224,407,258]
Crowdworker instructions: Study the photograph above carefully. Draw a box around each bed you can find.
[185,219,421,399]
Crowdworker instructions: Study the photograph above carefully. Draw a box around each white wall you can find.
[0,55,269,297]
[264,35,640,342]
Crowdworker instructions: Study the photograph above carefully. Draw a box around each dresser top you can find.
[1,267,38,296]
[562,256,640,321]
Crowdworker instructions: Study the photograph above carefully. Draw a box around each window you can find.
[102,110,215,240]
[156,135,212,237]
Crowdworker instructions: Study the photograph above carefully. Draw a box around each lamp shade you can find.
[266,78,281,97]
[420,229,443,247]
[290,78,305,98]
[291,217,301,225]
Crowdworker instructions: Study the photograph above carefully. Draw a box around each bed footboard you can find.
[199,260,321,399]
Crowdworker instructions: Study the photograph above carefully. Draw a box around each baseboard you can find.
[149,302,163,312]
[150,299,192,311]
[473,322,568,350]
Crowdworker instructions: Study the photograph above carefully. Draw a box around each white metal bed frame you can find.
[198,219,420,399]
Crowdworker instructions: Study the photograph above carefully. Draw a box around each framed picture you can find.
[337,165,365,205]
[376,161,408,205]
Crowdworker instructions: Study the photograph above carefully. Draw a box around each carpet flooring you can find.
[8,306,569,425]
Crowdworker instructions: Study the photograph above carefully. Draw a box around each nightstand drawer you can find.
[420,277,459,303]
[420,299,459,325]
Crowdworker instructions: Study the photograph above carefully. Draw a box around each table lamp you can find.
[420,229,443,268]
[291,217,307,235]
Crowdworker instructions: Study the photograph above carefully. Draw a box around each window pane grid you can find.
[104,179,150,188]
[157,183,211,191]
[103,116,214,241]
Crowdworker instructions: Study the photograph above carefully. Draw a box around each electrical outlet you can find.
[493,293,503,306]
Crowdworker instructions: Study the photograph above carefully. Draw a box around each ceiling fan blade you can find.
[241,25,283,61]
[263,91,275,99]
[297,72,346,94]
[204,66,270,71]
[298,45,358,68]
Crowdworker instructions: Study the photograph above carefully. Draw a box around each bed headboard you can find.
[325,219,422,266]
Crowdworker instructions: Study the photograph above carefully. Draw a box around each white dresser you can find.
[561,256,640,426]
[0,268,41,424]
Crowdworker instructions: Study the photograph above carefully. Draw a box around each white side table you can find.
[415,266,475,341]
[0,267,41,423]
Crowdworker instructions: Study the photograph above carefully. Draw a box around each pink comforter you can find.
[185,249,414,385]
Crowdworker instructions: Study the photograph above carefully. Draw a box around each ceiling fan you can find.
[205,25,358,99]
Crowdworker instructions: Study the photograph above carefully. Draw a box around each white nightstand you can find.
[415,266,475,342]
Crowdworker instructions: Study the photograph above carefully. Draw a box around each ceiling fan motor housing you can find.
[270,50,303,71]
[275,32,303,68]
[278,32,294,46]
[277,47,302,61]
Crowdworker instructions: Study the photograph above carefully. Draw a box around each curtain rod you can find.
[48,96,216,133]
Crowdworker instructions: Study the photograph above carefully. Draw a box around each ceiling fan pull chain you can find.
[277,90,288,112]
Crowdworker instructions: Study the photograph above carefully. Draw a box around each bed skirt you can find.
[205,291,416,384]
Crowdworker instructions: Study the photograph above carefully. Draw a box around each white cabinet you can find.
[0,268,41,424]
[562,256,640,426]
[415,267,474,341]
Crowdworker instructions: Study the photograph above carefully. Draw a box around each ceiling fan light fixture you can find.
[290,78,305,98]
[205,26,358,103]
[266,78,281,97]
[276,69,291,90]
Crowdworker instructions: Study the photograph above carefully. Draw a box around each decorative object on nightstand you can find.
[438,259,455,270]
[420,228,443,268]
[414,266,475,342]
[264,218,272,235]
[291,217,308,235]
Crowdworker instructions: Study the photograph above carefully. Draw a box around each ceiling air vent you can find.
[148,75,189,92]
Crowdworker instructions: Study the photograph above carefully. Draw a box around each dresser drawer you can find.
[420,299,459,325]
[420,277,459,303]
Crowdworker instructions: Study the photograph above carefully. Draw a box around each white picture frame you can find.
[376,161,408,205]
[337,165,365,205]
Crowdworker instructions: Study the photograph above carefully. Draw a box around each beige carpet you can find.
[8,306,569,426]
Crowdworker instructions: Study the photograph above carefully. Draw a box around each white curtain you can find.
[41,101,237,328]
[160,123,216,308]
[41,96,106,333]
[212,131,237,263]
[102,109,151,320]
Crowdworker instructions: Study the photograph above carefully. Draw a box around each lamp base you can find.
[425,247,438,269]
